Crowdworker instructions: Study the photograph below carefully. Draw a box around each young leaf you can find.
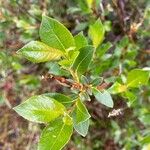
[38,118,73,150]
[74,118,89,137]
[79,92,91,101]
[91,77,103,86]
[59,50,79,68]
[73,99,91,124]
[43,93,75,105]
[74,32,88,50]
[88,19,105,48]
[108,82,127,94]
[13,95,65,123]
[77,0,92,14]
[17,41,63,63]
[127,69,149,88]
[92,88,114,108]
[72,45,94,74]
[40,15,75,52]
[123,90,137,103]
[80,75,89,84]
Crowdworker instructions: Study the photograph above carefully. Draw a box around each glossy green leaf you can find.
[40,15,75,52]
[73,99,91,124]
[13,95,65,123]
[127,69,149,88]
[17,41,63,63]
[74,32,88,50]
[38,118,73,150]
[89,19,105,48]
[43,93,74,105]
[74,118,89,137]
[92,88,114,108]
[72,45,94,74]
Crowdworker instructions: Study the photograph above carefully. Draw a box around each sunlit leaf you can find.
[43,93,74,105]
[13,95,65,123]
[74,32,88,50]
[108,82,127,94]
[17,41,63,63]
[89,19,105,48]
[38,118,73,150]
[72,45,94,74]
[127,69,149,88]
[40,15,75,52]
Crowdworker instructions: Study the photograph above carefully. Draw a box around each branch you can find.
[42,73,111,92]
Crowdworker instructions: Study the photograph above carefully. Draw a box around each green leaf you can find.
[79,92,91,101]
[63,114,73,125]
[88,19,105,48]
[74,118,89,137]
[43,93,74,105]
[123,91,137,104]
[74,32,88,50]
[108,82,127,94]
[72,99,90,137]
[127,69,149,88]
[96,42,112,58]
[59,50,79,68]
[73,99,91,124]
[45,62,69,76]
[92,88,114,108]
[91,77,103,86]
[13,95,65,123]
[140,136,150,145]
[17,41,63,63]
[80,75,89,84]
[38,118,73,150]
[40,15,75,52]
[77,0,92,14]
[72,45,94,74]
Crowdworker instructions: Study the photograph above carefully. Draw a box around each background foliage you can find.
[0,0,150,150]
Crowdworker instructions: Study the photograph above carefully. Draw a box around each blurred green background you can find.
[0,0,150,150]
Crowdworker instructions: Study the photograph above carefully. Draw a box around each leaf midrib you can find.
[50,123,65,150]
[76,48,93,73]
[44,18,66,51]
[76,100,90,122]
